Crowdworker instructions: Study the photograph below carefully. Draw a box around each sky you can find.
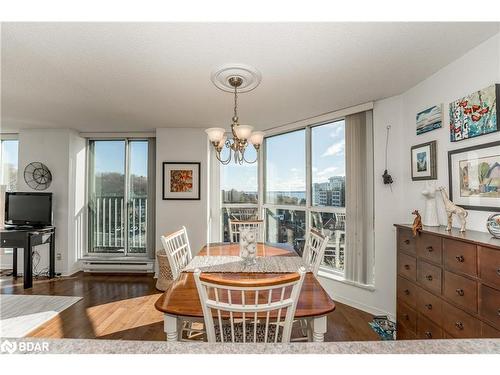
[222,120,345,192]
[94,140,148,177]
[1,140,19,167]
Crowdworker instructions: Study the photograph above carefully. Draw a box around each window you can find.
[265,130,306,206]
[0,139,19,192]
[87,139,154,256]
[220,146,258,242]
[264,130,307,254]
[311,120,346,272]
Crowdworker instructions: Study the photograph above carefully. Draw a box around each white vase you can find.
[422,185,440,227]
[239,228,257,265]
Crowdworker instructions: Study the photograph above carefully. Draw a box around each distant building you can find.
[313,176,345,207]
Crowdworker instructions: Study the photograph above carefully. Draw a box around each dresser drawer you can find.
[417,313,443,339]
[478,246,500,288]
[417,233,442,264]
[442,301,481,338]
[398,228,416,255]
[443,238,477,277]
[398,253,417,281]
[481,322,500,338]
[397,301,417,332]
[417,260,442,295]
[0,236,24,248]
[416,286,442,325]
[397,321,417,340]
[397,276,417,308]
[479,284,500,329]
[443,271,477,314]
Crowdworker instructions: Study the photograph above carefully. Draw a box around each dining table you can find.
[154,242,336,342]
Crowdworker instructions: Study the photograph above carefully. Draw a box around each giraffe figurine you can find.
[437,186,468,232]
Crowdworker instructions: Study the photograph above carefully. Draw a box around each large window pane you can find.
[128,140,148,254]
[311,120,345,207]
[265,208,306,254]
[265,130,306,205]
[310,211,345,272]
[0,140,19,192]
[221,146,258,204]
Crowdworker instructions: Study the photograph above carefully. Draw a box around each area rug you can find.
[0,294,82,337]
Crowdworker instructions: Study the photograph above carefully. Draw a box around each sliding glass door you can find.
[87,139,154,256]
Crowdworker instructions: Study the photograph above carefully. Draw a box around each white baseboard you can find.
[329,293,395,321]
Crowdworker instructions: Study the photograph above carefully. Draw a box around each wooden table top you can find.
[155,242,336,318]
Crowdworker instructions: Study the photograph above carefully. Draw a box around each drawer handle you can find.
[425,303,432,310]
[426,246,433,252]
[455,288,464,296]
[455,322,464,330]
[425,331,432,339]
[455,255,465,263]
[404,264,410,270]
[403,313,409,320]
[496,268,500,276]
[425,275,433,281]
[404,289,410,295]
[404,240,410,245]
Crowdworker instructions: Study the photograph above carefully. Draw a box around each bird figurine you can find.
[412,210,423,237]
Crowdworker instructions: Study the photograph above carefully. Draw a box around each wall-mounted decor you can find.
[449,84,499,142]
[24,162,52,190]
[416,104,442,135]
[411,141,437,181]
[448,140,500,211]
[162,162,201,200]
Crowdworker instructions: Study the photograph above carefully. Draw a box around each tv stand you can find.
[0,226,56,289]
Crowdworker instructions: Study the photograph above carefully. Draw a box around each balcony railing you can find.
[91,196,147,253]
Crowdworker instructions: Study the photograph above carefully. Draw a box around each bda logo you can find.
[0,339,17,354]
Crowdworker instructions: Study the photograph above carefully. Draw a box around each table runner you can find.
[182,255,306,273]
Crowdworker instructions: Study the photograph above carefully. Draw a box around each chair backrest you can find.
[227,207,259,221]
[302,229,329,276]
[194,267,306,343]
[160,226,192,280]
[228,219,264,243]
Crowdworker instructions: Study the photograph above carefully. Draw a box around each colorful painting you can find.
[459,155,500,199]
[449,84,499,142]
[170,170,193,192]
[416,104,442,135]
[448,140,500,211]
[162,162,200,200]
[411,141,437,181]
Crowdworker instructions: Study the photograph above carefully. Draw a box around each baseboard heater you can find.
[82,260,154,273]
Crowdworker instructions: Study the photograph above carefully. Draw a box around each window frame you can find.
[0,134,19,193]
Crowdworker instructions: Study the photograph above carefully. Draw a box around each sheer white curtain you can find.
[344,111,374,285]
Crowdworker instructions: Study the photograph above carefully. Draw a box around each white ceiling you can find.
[1,22,499,132]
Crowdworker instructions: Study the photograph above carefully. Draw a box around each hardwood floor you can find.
[0,272,380,342]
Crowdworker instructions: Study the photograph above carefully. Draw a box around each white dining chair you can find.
[194,267,306,343]
[302,229,330,277]
[160,226,204,341]
[228,219,264,243]
[293,229,329,341]
[160,226,192,280]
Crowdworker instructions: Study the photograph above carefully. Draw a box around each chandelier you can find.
[205,75,264,165]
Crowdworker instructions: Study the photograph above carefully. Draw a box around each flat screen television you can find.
[4,192,53,227]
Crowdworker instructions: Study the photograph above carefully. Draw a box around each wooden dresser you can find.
[395,224,500,339]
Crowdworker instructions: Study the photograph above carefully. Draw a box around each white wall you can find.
[319,32,500,318]
[6,128,85,276]
[155,128,209,256]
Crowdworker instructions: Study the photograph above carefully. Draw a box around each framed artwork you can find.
[416,104,443,135]
[411,141,437,181]
[449,84,499,142]
[162,162,200,200]
[448,140,500,211]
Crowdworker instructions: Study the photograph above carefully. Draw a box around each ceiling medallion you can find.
[206,64,264,165]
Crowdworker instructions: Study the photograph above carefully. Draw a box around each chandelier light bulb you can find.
[233,124,253,140]
[205,127,225,143]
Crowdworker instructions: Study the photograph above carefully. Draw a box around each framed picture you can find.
[448,140,500,211]
[162,162,200,200]
[449,84,499,142]
[411,141,437,181]
[416,104,443,135]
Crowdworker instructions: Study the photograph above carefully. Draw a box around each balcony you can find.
[90,196,147,254]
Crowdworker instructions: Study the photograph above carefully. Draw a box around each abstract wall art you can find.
[416,104,442,135]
